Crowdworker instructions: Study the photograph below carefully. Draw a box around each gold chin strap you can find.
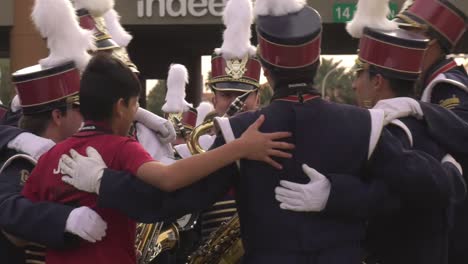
[354,58,373,109]
[352,57,368,73]
[362,100,373,109]
[362,78,374,109]
[66,94,80,105]
[395,13,428,31]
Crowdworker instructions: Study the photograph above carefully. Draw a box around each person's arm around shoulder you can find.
[1,159,107,247]
[62,115,294,193]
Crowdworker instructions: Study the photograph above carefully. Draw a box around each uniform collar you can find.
[423,58,459,86]
[273,94,320,103]
[271,83,319,103]
[75,121,113,137]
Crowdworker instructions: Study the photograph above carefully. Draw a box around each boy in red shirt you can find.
[22,53,293,264]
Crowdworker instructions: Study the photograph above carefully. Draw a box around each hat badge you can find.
[225,56,249,80]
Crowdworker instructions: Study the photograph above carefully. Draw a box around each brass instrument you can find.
[186,120,214,154]
[136,223,180,264]
[167,112,192,140]
[186,92,253,264]
[187,91,252,155]
[188,214,243,264]
[136,222,163,264]
[156,224,180,252]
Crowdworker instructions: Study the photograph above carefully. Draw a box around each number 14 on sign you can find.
[333,3,398,23]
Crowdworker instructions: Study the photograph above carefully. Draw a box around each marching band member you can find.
[369,1,468,262]
[58,0,460,263]
[0,0,107,263]
[197,0,262,242]
[73,0,178,149]
[22,52,293,264]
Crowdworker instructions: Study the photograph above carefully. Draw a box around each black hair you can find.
[368,66,416,98]
[80,53,141,121]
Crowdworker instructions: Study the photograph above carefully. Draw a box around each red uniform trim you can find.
[359,35,426,74]
[407,0,466,45]
[427,60,458,84]
[78,12,95,31]
[15,68,80,107]
[258,34,321,69]
[182,109,198,129]
[211,56,262,82]
[275,94,320,103]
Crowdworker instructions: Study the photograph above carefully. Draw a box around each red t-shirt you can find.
[22,128,154,264]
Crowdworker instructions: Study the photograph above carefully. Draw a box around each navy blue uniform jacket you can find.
[97,96,450,264]
[0,126,75,264]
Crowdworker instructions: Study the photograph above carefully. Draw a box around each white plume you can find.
[32,0,95,71]
[103,9,133,47]
[215,0,256,60]
[162,64,191,113]
[254,0,306,17]
[346,0,398,38]
[196,101,214,126]
[73,0,115,17]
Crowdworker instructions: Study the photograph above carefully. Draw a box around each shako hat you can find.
[347,0,430,80]
[255,0,322,71]
[395,0,467,52]
[12,0,93,115]
[209,0,261,93]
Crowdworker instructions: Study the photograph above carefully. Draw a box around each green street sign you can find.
[333,2,398,23]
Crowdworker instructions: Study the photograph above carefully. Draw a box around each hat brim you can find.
[210,82,258,93]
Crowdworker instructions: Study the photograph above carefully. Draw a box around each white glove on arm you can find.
[373,97,424,125]
[134,107,176,144]
[61,147,107,194]
[65,206,107,243]
[7,132,55,160]
[275,164,331,212]
[135,122,175,161]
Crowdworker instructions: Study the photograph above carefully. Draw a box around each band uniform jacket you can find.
[0,126,75,264]
[364,116,464,264]
[96,93,450,264]
[419,58,468,264]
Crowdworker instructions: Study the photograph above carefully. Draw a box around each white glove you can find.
[275,164,331,212]
[174,143,192,159]
[65,206,107,243]
[134,108,176,144]
[373,97,424,125]
[135,122,175,162]
[199,134,215,151]
[7,132,55,160]
[442,154,463,175]
[61,147,107,194]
